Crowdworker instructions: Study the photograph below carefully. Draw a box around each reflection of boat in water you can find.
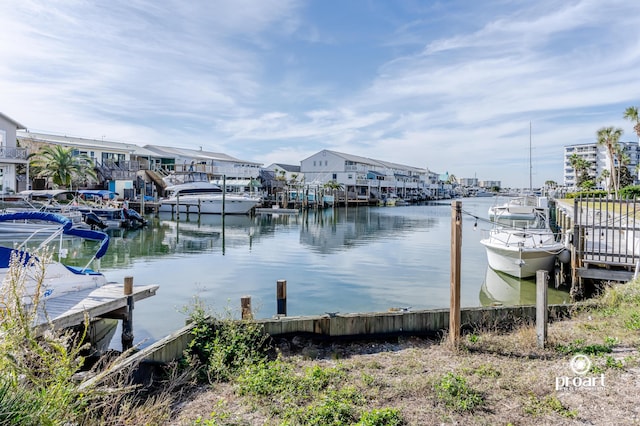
[479,266,569,306]
[158,213,257,251]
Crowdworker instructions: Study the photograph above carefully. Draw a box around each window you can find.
[332,173,337,180]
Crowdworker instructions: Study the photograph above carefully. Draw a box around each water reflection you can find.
[479,266,570,306]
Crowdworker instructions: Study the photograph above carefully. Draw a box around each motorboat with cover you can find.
[0,211,109,304]
[480,197,568,279]
[158,171,262,215]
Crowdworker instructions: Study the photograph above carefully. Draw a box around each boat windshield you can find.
[495,211,546,229]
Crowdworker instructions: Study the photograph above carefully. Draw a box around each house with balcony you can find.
[300,150,430,202]
[143,145,263,193]
[0,112,28,193]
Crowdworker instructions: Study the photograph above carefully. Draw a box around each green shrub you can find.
[356,407,404,425]
[184,301,271,382]
[434,372,484,412]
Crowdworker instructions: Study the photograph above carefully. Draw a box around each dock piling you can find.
[122,276,135,351]
[536,270,548,348]
[241,296,252,320]
[449,201,462,345]
[277,280,287,316]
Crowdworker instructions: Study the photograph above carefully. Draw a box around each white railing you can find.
[0,147,28,160]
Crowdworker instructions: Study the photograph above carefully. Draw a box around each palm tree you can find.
[30,145,97,189]
[596,126,624,198]
[623,106,640,141]
[569,153,590,189]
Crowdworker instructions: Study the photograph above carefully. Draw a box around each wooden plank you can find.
[35,284,158,333]
[576,267,633,282]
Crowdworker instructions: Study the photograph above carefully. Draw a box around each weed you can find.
[184,299,272,382]
[524,394,577,418]
[624,312,640,330]
[467,334,480,343]
[356,407,404,425]
[474,364,501,378]
[434,372,484,412]
[605,355,624,370]
[556,338,614,356]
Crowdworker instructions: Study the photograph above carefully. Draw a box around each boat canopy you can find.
[0,211,72,230]
[0,211,109,259]
[78,190,119,199]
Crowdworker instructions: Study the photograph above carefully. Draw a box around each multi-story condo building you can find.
[563,142,640,189]
[300,149,431,200]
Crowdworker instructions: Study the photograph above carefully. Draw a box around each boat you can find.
[158,171,262,215]
[480,196,567,278]
[488,195,539,221]
[19,189,146,230]
[0,211,109,304]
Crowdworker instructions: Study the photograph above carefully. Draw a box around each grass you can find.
[172,277,640,425]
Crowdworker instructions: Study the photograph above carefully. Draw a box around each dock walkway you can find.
[35,283,159,334]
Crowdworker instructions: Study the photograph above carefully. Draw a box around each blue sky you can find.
[1,0,639,188]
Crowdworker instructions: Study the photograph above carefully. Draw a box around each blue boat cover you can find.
[0,211,110,259]
[0,211,72,230]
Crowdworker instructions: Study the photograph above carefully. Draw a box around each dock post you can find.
[277,279,287,316]
[241,296,252,320]
[449,200,462,345]
[122,276,134,351]
[536,270,548,348]
[176,193,180,220]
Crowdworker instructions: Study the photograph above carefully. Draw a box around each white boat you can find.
[480,197,567,278]
[0,211,109,304]
[158,171,262,215]
[488,195,539,221]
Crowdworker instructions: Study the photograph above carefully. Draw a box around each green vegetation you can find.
[29,145,97,189]
[434,372,484,413]
[0,249,173,425]
[524,394,577,419]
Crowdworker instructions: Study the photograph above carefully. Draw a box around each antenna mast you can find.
[529,121,533,192]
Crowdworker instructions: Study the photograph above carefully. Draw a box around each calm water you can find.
[50,197,570,347]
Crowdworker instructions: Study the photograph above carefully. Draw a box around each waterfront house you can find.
[0,113,28,193]
[143,145,263,193]
[300,150,430,203]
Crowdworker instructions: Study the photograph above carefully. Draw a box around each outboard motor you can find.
[84,212,108,230]
[123,207,148,228]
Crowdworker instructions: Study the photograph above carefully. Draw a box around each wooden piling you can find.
[241,296,252,320]
[536,270,548,348]
[277,279,287,316]
[449,200,462,344]
[122,276,134,350]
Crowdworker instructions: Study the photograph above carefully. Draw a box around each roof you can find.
[144,144,262,166]
[308,149,427,173]
[271,163,300,172]
[17,131,147,154]
[0,112,26,130]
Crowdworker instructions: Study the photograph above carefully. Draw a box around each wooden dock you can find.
[34,283,159,336]
[255,207,300,215]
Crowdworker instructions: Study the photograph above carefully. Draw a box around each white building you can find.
[563,141,640,189]
[300,150,431,201]
[0,113,28,193]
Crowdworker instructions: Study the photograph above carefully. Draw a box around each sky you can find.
[1,0,639,189]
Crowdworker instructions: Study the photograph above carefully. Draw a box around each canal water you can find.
[60,197,571,347]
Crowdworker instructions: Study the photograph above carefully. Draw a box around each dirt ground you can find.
[169,316,640,425]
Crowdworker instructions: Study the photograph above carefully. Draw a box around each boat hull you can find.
[158,195,261,215]
[480,239,563,278]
